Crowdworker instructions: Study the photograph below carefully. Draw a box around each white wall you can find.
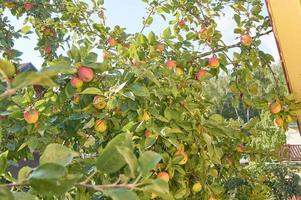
[286,128,301,145]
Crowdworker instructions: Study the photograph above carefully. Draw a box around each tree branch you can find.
[198,29,273,58]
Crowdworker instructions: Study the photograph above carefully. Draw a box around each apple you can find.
[196,69,207,80]
[157,172,170,182]
[78,66,94,82]
[107,37,117,47]
[175,149,188,165]
[274,118,284,127]
[44,45,52,55]
[141,111,150,121]
[94,119,107,133]
[178,19,185,27]
[24,109,39,124]
[269,101,282,114]
[192,182,202,193]
[236,144,245,153]
[70,76,83,88]
[240,34,252,46]
[93,96,107,109]
[156,43,165,53]
[24,2,33,11]
[176,68,184,76]
[165,60,176,69]
[208,56,220,68]
[151,193,158,199]
[144,129,151,138]
[72,94,80,104]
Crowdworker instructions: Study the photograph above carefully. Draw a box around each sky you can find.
[4,0,279,69]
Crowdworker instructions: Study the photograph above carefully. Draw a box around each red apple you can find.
[44,45,52,55]
[144,129,151,138]
[95,119,107,133]
[236,144,245,153]
[107,37,117,47]
[165,60,176,69]
[70,76,83,88]
[196,69,207,80]
[78,66,94,82]
[178,19,185,27]
[157,172,170,182]
[24,109,39,124]
[208,56,220,68]
[24,2,33,11]
[240,34,252,46]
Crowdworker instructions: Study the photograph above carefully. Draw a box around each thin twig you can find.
[197,29,273,58]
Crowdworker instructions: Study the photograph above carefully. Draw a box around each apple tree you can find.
[0,0,300,199]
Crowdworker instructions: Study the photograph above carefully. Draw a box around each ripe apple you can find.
[192,182,202,193]
[236,144,245,153]
[157,172,170,182]
[24,109,39,124]
[240,34,252,46]
[269,101,282,114]
[175,149,188,165]
[24,2,33,11]
[178,19,185,27]
[176,68,184,76]
[44,45,52,55]
[93,96,107,110]
[78,66,94,82]
[94,119,107,133]
[196,69,207,80]
[107,37,117,47]
[274,118,284,127]
[165,60,176,69]
[208,56,220,68]
[141,111,150,121]
[70,76,83,88]
[144,129,151,138]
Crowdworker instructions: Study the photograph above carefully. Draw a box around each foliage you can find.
[0,0,300,199]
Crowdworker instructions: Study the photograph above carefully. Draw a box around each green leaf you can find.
[148,31,156,44]
[13,192,38,200]
[18,166,33,181]
[130,84,150,97]
[21,26,31,34]
[138,151,162,177]
[29,163,79,196]
[103,188,139,200]
[163,27,172,38]
[0,188,13,200]
[142,179,173,200]
[116,146,138,178]
[40,143,77,166]
[81,87,103,95]
[96,133,133,174]
[12,72,56,89]
[0,151,8,174]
